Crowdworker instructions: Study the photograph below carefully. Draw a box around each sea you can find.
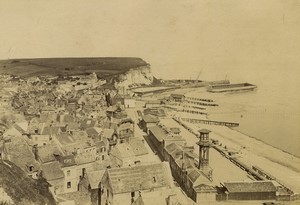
[206,67,300,158]
[156,66,300,157]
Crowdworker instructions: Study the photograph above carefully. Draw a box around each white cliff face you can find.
[114,65,153,89]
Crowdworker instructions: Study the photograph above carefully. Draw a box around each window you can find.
[131,191,135,198]
[153,176,157,183]
[67,170,71,176]
[102,155,105,160]
[28,165,34,172]
[67,181,71,188]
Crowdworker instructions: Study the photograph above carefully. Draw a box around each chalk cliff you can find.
[114,65,154,89]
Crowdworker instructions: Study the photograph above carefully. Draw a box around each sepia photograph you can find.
[0,1,299,205]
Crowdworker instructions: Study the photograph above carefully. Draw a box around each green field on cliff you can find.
[0,57,149,78]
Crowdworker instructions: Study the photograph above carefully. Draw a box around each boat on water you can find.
[207,83,257,93]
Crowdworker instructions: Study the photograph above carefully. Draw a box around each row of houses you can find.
[144,118,216,203]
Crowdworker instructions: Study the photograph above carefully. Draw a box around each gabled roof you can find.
[41,161,64,181]
[107,162,173,194]
[87,170,106,189]
[142,114,159,123]
[223,181,277,193]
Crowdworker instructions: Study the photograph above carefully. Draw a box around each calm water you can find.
[202,67,300,157]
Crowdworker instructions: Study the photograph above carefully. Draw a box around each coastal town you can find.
[0,63,300,205]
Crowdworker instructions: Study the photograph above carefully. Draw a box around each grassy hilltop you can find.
[0,57,149,79]
[0,161,56,205]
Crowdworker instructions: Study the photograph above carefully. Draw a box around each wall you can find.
[62,166,79,193]
[228,192,276,201]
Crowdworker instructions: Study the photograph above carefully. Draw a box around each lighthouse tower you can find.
[197,129,213,180]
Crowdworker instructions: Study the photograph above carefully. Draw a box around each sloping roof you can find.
[41,126,61,135]
[59,155,76,168]
[86,127,102,136]
[60,114,75,123]
[143,108,166,117]
[38,144,63,163]
[169,127,180,134]
[129,138,148,156]
[187,168,202,183]
[102,129,115,139]
[66,122,80,130]
[107,162,173,194]
[164,133,184,141]
[95,140,107,148]
[165,143,182,155]
[87,170,106,189]
[224,181,277,193]
[75,152,95,165]
[110,143,135,159]
[110,138,147,159]
[41,161,64,181]
[193,184,217,193]
[142,114,159,123]
[80,119,97,129]
[149,126,167,142]
[55,133,74,145]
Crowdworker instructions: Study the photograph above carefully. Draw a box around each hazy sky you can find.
[0,0,300,80]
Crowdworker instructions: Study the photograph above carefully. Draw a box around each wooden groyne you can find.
[181,117,239,127]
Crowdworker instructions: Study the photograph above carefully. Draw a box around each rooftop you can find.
[148,126,167,142]
[87,170,106,189]
[223,181,277,193]
[41,161,64,181]
[142,114,159,123]
[107,162,173,194]
[59,155,76,168]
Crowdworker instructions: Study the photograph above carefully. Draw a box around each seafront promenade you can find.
[175,117,300,194]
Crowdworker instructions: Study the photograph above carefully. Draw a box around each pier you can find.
[180,117,239,127]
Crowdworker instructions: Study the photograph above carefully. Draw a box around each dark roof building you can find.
[222,181,277,201]
[41,161,64,181]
